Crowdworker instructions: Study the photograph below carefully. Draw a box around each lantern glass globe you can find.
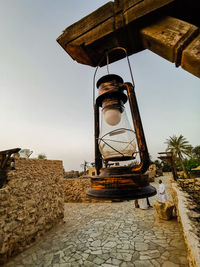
[103,109,121,126]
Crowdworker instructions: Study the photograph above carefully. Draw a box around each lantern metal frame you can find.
[87,47,156,200]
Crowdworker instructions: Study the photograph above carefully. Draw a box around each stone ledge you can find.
[170,181,200,267]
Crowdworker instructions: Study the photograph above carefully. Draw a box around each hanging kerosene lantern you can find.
[87,47,156,200]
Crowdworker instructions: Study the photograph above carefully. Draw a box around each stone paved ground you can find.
[5,175,189,267]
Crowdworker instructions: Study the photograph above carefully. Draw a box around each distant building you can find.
[88,167,97,177]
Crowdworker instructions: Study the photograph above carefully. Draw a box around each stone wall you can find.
[64,177,111,203]
[177,178,200,205]
[0,158,64,264]
[63,173,158,203]
[170,181,200,267]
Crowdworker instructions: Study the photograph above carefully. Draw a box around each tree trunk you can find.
[178,153,190,178]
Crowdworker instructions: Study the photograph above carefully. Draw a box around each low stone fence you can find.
[177,178,200,206]
[64,177,111,203]
[170,180,200,267]
[0,158,64,264]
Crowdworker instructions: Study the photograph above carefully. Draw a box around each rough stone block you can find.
[154,200,175,220]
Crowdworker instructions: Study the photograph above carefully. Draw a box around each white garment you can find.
[138,198,149,209]
[158,183,167,202]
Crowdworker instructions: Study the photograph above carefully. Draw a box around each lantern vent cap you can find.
[96,74,124,88]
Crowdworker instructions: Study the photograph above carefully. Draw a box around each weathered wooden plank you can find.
[0,148,20,170]
[0,148,21,155]
[57,0,174,66]
[140,16,198,64]
[57,0,200,79]
[57,2,114,47]
[124,0,174,25]
[181,35,200,78]
[114,0,144,15]
[72,18,114,47]
[123,0,144,12]
[65,17,115,65]
[65,44,94,66]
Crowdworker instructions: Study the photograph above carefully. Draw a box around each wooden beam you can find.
[181,34,200,78]
[57,0,174,66]
[57,0,200,78]
[140,16,199,66]
[0,148,21,155]
[0,148,20,169]
[1,153,11,169]
[57,2,114,47]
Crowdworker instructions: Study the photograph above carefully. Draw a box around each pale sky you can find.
[0,0,199,171]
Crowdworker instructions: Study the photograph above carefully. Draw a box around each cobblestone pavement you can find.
[5,175,189,267]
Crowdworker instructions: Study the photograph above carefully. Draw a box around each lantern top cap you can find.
[96,74,124,88]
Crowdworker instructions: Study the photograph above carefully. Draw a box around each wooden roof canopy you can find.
[57,0,200,78]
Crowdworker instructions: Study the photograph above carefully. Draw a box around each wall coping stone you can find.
[171,181,200,267]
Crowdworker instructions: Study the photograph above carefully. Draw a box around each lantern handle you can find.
[123,82,150,174]
[93,47,135,106]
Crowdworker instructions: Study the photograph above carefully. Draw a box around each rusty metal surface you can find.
[87,175,156,200]
[91,76,154,199]
[124,82,150,174]
[94,76,150,174]
[96,74,127,107]
[94,104,102,175]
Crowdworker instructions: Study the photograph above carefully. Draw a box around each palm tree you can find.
[192,145,200,160]
[80,160,90,174]
[165,135,192,178]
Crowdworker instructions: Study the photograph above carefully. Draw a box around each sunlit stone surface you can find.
[5,175,189,267]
